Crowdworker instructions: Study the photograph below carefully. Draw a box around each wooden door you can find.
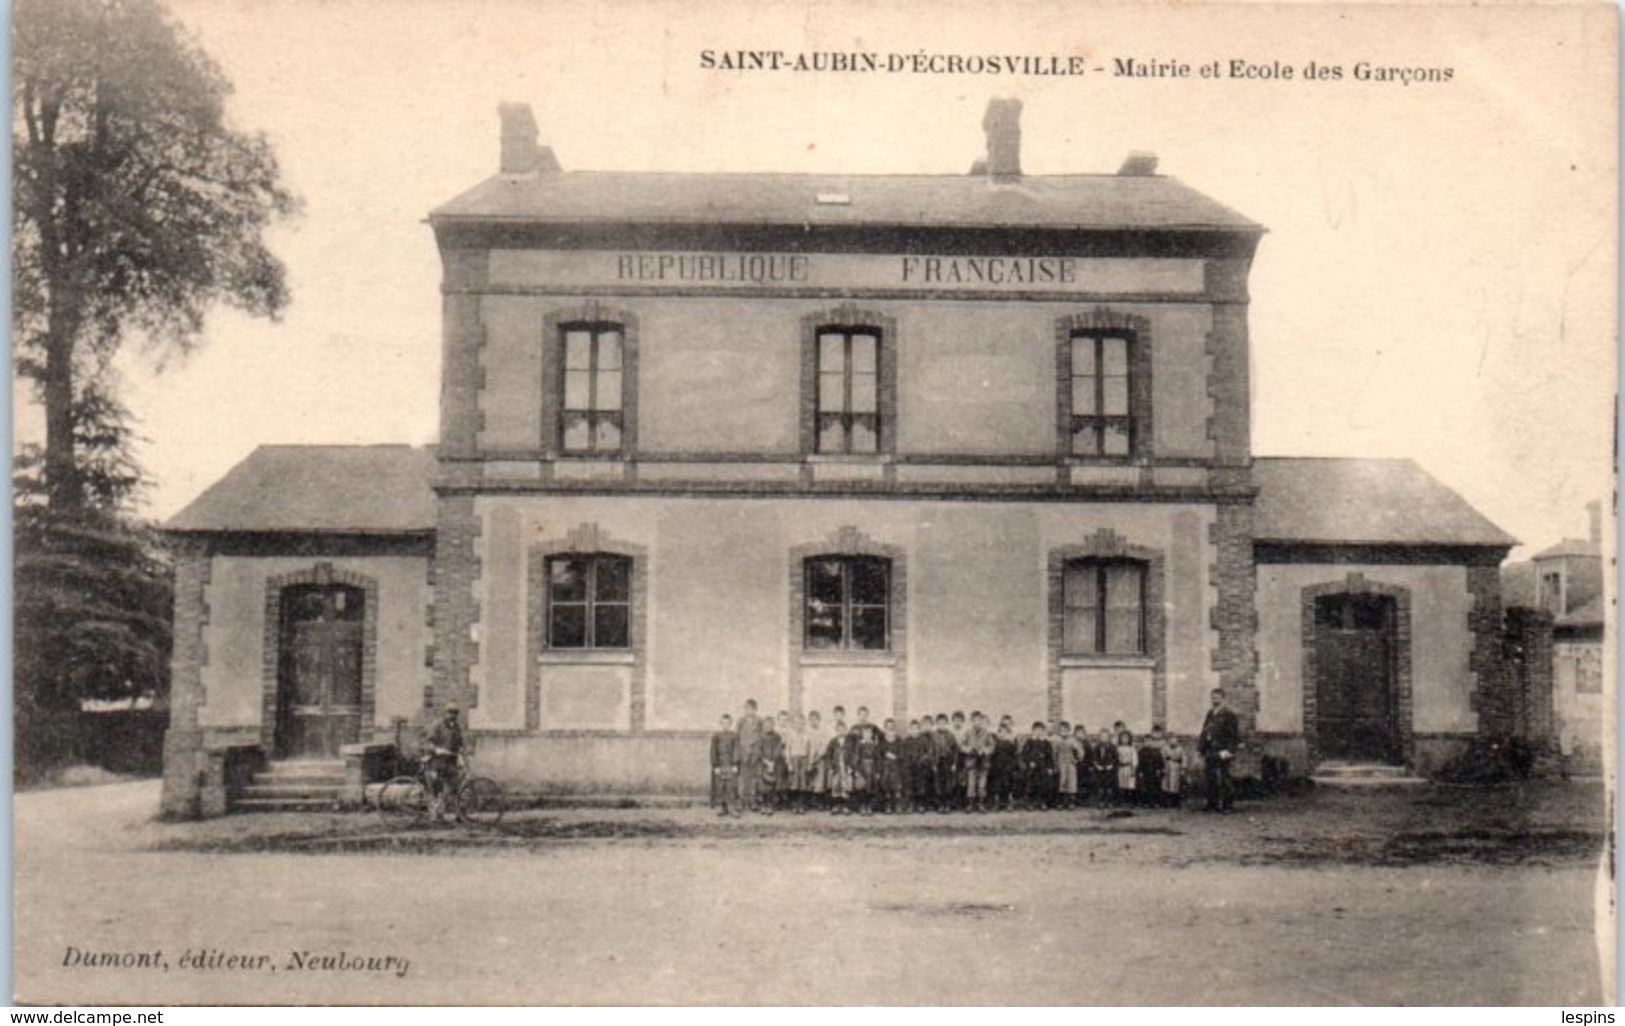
[276,585,364,759]
[1314,594,1398,762]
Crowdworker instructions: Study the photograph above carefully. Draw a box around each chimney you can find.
[981,98,1023,183]
[498,102,560,174]
[1118,150,1159,176]
[1587,500,1602,545]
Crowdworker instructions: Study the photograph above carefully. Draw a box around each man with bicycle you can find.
[422,703,464,819]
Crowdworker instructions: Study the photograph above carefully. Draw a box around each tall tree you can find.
[13,0,295,780]
[13,0,299,511]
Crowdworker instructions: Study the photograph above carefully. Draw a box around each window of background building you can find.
[1069,331,1134,458]
[1575,648,1603,693]
[1540,571,1564,616]
[546,554,631,649]
[1063,557,1146,655]
[560,323,624,454]
[805,555,890,650]
[816,327,880,454]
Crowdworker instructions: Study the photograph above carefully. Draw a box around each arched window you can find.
[1062,557,1146,655]
[545,553,632,649]
[804,555,890,651]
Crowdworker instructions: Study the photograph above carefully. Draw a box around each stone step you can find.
[1311,775,1428,787]
[233,796,343,813]
[1311,761,1427,787]
[241,783,345,800]
[250,773,346,788]
[259,760,345,778]
[1313,761,1410,777]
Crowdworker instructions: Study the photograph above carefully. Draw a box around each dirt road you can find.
[14,781,1610,1005]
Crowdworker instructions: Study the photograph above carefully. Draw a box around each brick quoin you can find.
[439,248,489,459]
[160,540,213,818]
[1494,596,1558,756]
[1203,277,1252,489]
[431,494,482,714]
[1500,608,1552,738]
[1466,560,1519,738]
[1208,501,1259,737]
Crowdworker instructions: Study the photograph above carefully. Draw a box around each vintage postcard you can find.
[11,0,1617,1007]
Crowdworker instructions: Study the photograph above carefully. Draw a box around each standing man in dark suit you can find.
[1198,688,1241,813]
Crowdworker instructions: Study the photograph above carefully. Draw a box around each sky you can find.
[14,0,1617,559]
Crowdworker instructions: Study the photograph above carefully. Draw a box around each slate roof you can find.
[1253,457,1516,549]
[1532,538,1600,561]
[1555,594,1607,629]
[165,445,436,534]
[429,171,1260,233]
[169,448,1513,553]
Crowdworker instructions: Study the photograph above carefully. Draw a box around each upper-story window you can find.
[1068,331,1134,458]
[1056,313,1153,464]
[1062,557,1146,655]
[816,327,881,455]
[545,553,631,650]
[559,322,624,454]
[1067,331,1135,458]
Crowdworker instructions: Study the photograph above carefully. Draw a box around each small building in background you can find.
[1503,501,1609,775]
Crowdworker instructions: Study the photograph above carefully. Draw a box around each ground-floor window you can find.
[546,553,632,649]
[1062,557,1147,655]
[804,555,890,651]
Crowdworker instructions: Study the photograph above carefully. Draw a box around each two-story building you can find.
[160,100,1517,815]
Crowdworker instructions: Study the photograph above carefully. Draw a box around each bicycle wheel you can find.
[455,776,505,825]
[377,776,429,827]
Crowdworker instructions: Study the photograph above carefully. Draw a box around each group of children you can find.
[709,699,1188,816]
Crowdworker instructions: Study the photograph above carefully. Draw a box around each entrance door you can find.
[275,584,364,759]
[1313,593,1399,762]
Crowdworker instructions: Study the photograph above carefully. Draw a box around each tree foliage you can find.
[14,508,172,711]
[13,0,299,509]
[13,453,173,781]
[11,0,295,777]
[13,387,171,781]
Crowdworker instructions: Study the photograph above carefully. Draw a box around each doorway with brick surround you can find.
[273,584,365,759]
[1311,592,1400,763]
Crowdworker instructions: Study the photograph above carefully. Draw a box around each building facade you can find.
[160,101,1517,814]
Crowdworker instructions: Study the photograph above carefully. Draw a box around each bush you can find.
[1434,737,1533,785]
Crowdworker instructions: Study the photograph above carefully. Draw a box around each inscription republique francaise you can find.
[614,253,1080,287]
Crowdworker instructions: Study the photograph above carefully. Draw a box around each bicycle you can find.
[376,750,506,827]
